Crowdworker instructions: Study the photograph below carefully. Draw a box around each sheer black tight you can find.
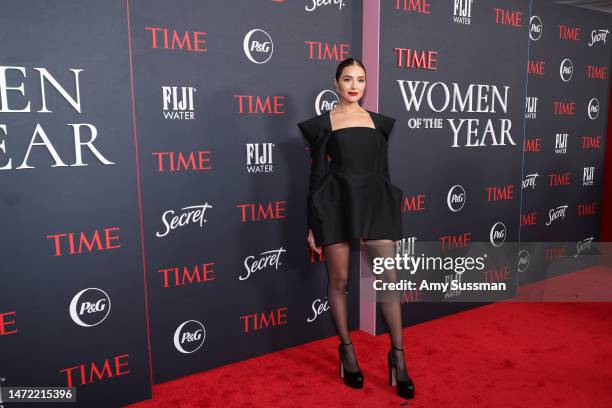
[322,241,359,372]
[323,239,408,377]
[362,239,409,379]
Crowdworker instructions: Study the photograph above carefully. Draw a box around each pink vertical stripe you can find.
[359,0,381,335]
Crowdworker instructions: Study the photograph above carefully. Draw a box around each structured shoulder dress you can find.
[298,109,404,247]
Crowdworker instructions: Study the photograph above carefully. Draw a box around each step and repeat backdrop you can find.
[127,0,362,384]
[519,0,611,284]
[377,0,529,330]
[0,0,609,406]
[1,0,362,406]
[375,0,610,332]
[0,1,151,407]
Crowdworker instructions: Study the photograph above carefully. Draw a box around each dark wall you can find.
[0,1,151,406]
[519,0,611,283]
[127,0,363,383]
[375,0,610,332]
[1,1,610,406]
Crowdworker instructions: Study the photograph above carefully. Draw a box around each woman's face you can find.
[334,65,366,104]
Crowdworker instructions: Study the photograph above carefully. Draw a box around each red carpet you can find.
[129,270,612,407]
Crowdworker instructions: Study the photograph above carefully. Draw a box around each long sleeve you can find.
[298,119,328,231]
[379,115,397,182]
[382,147,391,182]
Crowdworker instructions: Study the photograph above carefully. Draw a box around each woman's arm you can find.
[298,119,327,231]
[379,114,397,182]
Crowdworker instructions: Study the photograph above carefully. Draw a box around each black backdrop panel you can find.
[0,1,151,407]
[377,0,530,330]
[1,0,611,404]
[128,0,362,383]
[519,0,611,284]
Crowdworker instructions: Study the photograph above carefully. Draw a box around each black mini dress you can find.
[298,109,404,247]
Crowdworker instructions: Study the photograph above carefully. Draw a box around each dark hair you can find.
[335,58,366,81]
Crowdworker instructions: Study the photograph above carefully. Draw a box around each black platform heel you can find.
[388,345,415,399]
[338,342,364,389]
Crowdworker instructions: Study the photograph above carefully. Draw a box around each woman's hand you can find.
[307,229,322,256]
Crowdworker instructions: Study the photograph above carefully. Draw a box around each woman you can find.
[297,58,415,399]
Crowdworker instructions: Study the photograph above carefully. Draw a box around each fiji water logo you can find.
[453,0,474,25]
[396,236,417,257]
[162,86,196,120]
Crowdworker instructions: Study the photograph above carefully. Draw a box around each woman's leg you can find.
[362,239,410,379]
[323,240,360,372]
